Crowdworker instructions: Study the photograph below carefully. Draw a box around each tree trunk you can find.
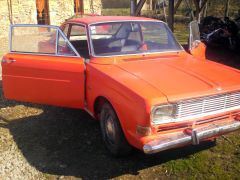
[224,0,230,17]
[203,1,208,17]
[168,0,174,31]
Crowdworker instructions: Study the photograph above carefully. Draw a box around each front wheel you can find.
[100,102,132,156]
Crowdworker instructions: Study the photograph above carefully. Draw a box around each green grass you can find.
[161,133,240,179]
[174,23,189,45]
[102,8,130,16]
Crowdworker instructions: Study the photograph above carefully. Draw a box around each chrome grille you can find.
[176,91,240,118]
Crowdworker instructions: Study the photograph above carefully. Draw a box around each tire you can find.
[100,102,132,156]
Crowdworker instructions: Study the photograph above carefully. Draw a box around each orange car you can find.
[2,17,240,156]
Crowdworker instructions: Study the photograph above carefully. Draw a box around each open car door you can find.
[2,24,85,109]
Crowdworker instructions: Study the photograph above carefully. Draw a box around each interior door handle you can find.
[1,59,16,63]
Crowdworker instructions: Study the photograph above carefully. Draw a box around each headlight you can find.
[151,104,177,124]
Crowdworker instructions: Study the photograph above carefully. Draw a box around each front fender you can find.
[86,63,164,149]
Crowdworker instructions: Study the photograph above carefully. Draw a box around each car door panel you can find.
[2,24,85,109]
[2,54,85,108]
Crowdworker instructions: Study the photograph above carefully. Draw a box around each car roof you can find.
[66,16,160,25]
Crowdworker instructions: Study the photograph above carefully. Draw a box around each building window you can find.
[74,0,84,15]
[36,0,50,25]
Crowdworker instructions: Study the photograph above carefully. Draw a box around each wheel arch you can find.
[93,96,109,120]
[93,95,129,138]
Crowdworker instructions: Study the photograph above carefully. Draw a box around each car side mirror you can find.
[189,21,206,60]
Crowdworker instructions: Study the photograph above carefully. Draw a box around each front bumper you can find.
[143,120,240,154]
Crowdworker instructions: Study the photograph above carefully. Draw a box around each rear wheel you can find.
[100,102,132,156]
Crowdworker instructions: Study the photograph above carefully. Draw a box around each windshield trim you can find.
[90,50,185,58]
[88,20,184,58]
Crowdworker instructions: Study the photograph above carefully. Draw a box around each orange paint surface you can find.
[2,54,85,108]
[2,16,240,151]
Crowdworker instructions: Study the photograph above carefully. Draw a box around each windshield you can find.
[89,21,182,56]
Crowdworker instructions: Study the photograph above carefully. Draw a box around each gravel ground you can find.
[0,133,43,180]
[0,47,240,179]
[0,89,44,179]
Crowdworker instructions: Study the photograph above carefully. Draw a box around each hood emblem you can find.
[216,87,222,91]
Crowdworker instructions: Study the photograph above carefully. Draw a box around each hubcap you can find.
[105,114,115,144]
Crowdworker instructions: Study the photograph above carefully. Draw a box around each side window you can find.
[70,25,87,41]
[62,24,70,37]
[10,25,78,56]
[69,24,89,59]
[58,33,76,56]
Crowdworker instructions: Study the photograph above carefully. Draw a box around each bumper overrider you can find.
[143,119,240,154]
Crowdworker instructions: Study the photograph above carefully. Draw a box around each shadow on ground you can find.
[0,47,239,179]
[0,83,215,179]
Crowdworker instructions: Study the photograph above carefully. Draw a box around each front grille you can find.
[176,91,240,119]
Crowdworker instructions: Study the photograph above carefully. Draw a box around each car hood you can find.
[115,55,240,102]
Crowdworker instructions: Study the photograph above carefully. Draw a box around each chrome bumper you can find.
[143,120,240,154]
